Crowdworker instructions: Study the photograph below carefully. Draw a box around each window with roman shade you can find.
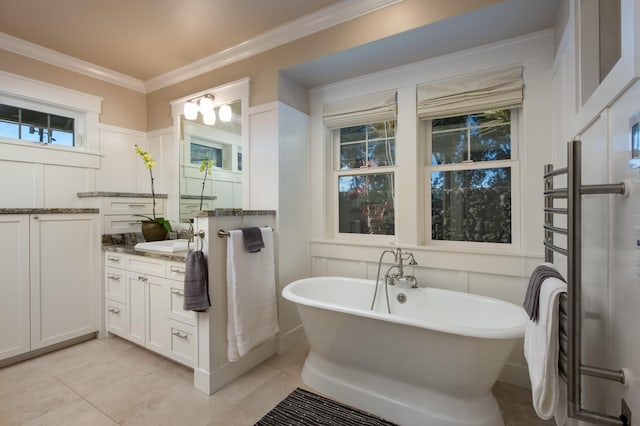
[420,66,523,245]
[324,91,397,236]
[417,65,523,119]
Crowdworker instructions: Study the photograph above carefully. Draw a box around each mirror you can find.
[179,100,242,220]
[171,79,250,222]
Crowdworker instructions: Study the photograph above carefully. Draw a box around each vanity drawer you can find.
[106,300,127,338]
[103,198,155,215]
[105,267,126,303]
[166,319,195,367]
[167,261,187,280]
[167,280,196,326]
[105,252,127,268]
[126,255,165,277]
[104,215,144,234]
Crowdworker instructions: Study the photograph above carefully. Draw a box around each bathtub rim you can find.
[282,276,527,340]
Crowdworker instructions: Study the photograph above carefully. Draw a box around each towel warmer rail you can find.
[544,140,629,425]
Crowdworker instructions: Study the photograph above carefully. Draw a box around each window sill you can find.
[0,138,101,169]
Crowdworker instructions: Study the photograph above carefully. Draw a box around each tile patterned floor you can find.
[0,336,553,425]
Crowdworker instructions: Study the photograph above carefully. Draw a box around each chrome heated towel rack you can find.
[544,140,630,425]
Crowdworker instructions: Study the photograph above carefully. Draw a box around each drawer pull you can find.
[127,204,147,207]
[172,330,190,339]
[171,289,184,296]
[170,266,186,274]
[107,256,121,263]
[108,307,121,314]
[107,274,121,280]
[138,275,148,282]
[128,221,142,225]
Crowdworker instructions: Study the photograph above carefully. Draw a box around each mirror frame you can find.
[169,78,250,221]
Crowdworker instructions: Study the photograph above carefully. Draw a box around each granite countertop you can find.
[193,208,276,217]
[77,192,168,199]
[0,208,99,214]
[102,233,188,262]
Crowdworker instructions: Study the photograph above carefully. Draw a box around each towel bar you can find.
[543,141,629,425]
[217,226,272,238]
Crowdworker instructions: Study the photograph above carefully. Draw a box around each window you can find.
[427,109,515,243]
[190,142,222,167]
[324,90,398,236]
[336,121,396,235]
[0,103,75,146]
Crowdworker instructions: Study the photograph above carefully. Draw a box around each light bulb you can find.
[199,96,214,115]
[202,111,216,125]
[219,104,232,122]
[183,101,198,120]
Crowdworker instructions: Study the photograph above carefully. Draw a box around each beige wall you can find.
[0,49,147,131]
[146,0,501,130]
[0,0,500,132]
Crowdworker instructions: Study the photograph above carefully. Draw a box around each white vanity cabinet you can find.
[0,213,100,361]
[102,197,166,234]
[104,252,196,367]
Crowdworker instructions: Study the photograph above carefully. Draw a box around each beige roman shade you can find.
[323,91,397,129]
[417,65,523,119]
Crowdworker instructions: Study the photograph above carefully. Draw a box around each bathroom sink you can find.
[134,239,190,253]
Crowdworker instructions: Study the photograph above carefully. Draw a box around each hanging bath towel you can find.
[226,227,279,361]
[524,267,567,424]
[183,249,210,312]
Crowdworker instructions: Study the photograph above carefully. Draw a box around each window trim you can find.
[424,108,521,249]
[331,125,398,241]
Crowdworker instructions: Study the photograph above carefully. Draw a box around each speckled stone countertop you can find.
[180,195,217,200]
[193,208,276,217]
[102,233,188,262]
[77,192,168,198]
[0,208,99,214]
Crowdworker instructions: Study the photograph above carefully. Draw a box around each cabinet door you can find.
[146,275,169,354]
[0,215,30,360]
[30,214,99,350]
[126,273,146,346]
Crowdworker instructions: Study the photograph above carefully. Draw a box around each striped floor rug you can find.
[255,387,397,425]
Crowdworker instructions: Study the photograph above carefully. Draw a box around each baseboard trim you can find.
[277,325,306,354]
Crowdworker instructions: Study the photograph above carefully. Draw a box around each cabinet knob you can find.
[171,289,184,296]
[138,275,147,282]
[33,216,38,219]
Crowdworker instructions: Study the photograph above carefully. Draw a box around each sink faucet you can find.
[386,248,418,288]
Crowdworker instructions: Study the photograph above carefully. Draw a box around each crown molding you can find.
[143,0,402,92]
[0,0,400,94]
[0,32,146,93]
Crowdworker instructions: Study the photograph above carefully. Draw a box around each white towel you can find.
[226,227,279,362]
[524,273,567,424]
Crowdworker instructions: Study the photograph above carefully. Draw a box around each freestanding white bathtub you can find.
[282,276,528,426]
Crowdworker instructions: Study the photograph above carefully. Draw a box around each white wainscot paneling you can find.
[468,272,525,305]
[248,108,278,210]
[96,127,142,192]
[0,160,37,208]
[325,258,367,278]
[43,165,92,208]
[412,267,469,293]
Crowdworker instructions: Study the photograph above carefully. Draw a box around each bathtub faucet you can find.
[386,248,418,288]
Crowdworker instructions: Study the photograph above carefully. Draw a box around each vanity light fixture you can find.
[182,93,231,125]
[218,104,232,122]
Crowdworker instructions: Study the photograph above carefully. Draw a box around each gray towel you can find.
[523,265,565,322]
[241,227,265,253]
[183,249,210,312]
